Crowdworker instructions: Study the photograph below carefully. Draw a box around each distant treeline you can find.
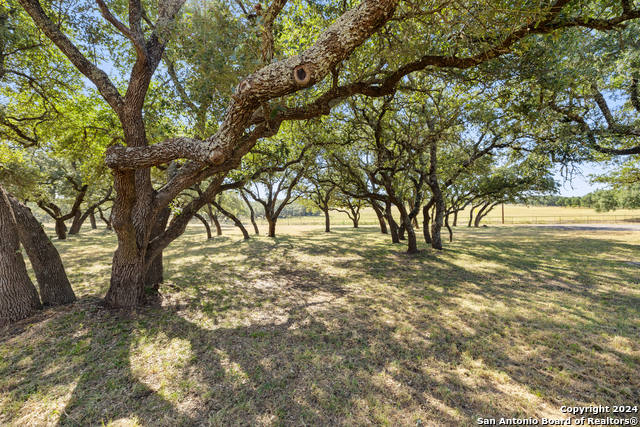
[528,185,640,212]
[248,202,321,219]
[279,203,321,218]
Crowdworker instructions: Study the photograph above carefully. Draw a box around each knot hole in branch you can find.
[294,64,312,86]
[238,80,252,93]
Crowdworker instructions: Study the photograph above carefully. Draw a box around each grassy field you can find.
[274,205,640,227]
[1,223,639,426]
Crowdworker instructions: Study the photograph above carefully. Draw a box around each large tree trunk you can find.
[54,218,67,240]
[144,207,170,290]
[385,202,400,244]
[105,250,146,308]
[398,205,418,254]
[9,194,76,306]
[405,218,418,253]
[89,210,97,229]
[194,213,212,239]
[324,208,330,232]
[430,196,444,250]
[267,216,277,238]
[370,199,388,234]
[398,222,406,240]
[102,167,150,309]
[0,185,43,326]
[69,209,83,235]
[453,210,458,227]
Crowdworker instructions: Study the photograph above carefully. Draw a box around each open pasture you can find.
[1,224,639,426]
[277,205,640,227]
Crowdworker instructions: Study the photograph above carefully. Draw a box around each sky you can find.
[554,162,608,197]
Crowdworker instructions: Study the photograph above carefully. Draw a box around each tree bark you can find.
[240,192,259,235]
[324,209,330,232]
[385,202,400,243]
[398,222,406,240]
[9,194,76,305]
[194,213,212,239]
[427,139,445,250]
[398,204,418,253]
[403,216,418,253]
[453,210,458,227]
[0,185,42,326]
[445,213,453,243]
[144,207,171,290]
[370,199,388,234]
[205,204,222,235]
[474,202,491,227]
[430,196,444,250]
[422,202,432,245]
[267,216,277,238]
[54,218,67,240]
[409,201,419,229]
[89,210,97,229]
[69,209,82,235]
[97,206,112,230]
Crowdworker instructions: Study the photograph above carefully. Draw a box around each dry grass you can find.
[278,205,640,227]
[0,223,639,426]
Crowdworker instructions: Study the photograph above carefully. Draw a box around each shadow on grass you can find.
[0,225,638,426]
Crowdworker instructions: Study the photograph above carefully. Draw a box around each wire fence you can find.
[479,214,640,225]
[237,214,640,227]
